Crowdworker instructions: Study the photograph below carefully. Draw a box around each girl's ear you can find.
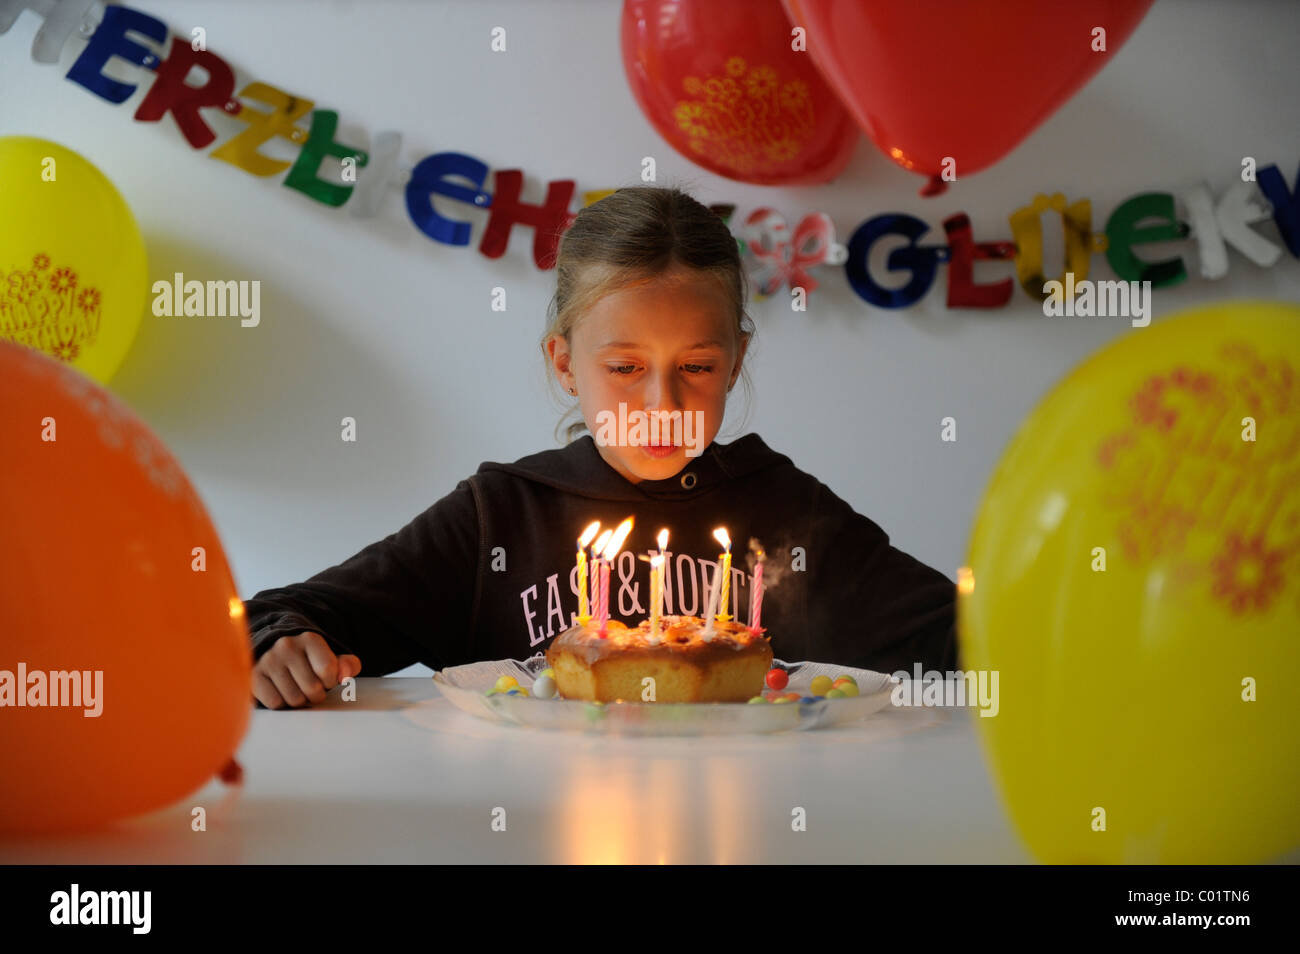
[729,337,749,390]
[547,334,571,373]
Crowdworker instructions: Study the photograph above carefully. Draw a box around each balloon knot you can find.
[217,757,244,786]
[920,174,948,198]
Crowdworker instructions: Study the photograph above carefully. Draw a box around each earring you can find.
[569,386,577,395]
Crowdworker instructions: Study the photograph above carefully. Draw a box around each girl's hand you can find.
[252,631,362,709]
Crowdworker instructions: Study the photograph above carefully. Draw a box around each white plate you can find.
[431,655,898,735]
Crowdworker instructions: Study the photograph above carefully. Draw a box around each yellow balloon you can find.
[960,300,1300,864]
[0,136,147,384]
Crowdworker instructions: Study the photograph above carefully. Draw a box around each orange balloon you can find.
[0,341,251,834]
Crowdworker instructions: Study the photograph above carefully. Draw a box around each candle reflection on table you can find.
[555,755,753,864]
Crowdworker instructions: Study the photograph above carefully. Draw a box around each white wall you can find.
[3,0,1298,676]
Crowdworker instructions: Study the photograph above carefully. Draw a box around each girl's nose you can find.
[642,368,683,413]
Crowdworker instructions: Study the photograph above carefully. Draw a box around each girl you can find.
[246,186,957,709]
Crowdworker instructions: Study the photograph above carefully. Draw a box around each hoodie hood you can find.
[475,433,794,502]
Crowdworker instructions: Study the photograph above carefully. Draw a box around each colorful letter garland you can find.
[7,3,1296,307]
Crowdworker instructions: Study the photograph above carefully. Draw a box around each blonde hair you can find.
[540,184,756,445]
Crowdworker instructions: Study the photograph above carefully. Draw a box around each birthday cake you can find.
[545,614,772,703]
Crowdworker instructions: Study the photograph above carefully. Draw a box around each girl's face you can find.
[547,268,747,484]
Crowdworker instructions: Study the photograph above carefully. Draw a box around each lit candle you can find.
[750,545,766,632]
[576,521,600,624]
[598,559,610,633]
[713,527,732,623]
[648,554,664,642]
[702,561,722,639]
[590,528,613,630]
[598,517,634,636]
[655,527,668,619]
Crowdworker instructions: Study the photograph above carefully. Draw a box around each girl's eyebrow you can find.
[596,338,727,352]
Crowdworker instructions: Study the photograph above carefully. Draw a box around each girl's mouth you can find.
[640,443,679,458]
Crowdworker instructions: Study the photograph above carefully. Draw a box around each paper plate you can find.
[431,655,898,735]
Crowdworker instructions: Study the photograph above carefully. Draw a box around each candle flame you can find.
[650,553,664,568]
[592,528,613,555]
[957,566,975,595]
[713,527,730,550]
[229,597,245,619]
[579,521,601,547]
[602,516,635,559]
[657,528,669,551]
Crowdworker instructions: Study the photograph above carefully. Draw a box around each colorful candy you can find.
[495,675,519,691]
[741,671,863,704]
[532,674,557,699]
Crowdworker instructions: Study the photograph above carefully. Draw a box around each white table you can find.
[2,678,1295,864]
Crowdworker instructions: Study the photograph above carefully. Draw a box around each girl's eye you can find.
[606,364,715,375]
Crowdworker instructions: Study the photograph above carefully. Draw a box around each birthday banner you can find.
[5,1,1299,310]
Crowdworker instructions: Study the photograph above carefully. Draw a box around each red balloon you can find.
[621,0,860,186]
[783,0,1155,195]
